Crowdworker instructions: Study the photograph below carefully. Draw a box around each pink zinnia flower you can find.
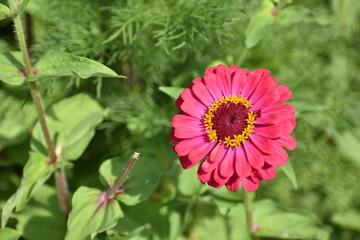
[170,65,296,192]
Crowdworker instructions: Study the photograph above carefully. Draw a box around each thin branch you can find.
[106,152,140,199]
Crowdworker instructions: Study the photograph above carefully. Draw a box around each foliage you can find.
[0,0,359,239]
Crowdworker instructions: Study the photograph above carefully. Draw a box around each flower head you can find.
[170,65,296,191]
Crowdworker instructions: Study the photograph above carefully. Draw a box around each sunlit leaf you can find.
[253,200,331,240]
[15,185,66,240]
[245,0,275,48]
[29,50,124,80]
[280,161,298,189]
[31,93,105,161]
[332,129,360,167]
[227,203,249,240]
[177,164,203,196]
[0,228,21,240]
[0,90,36,150]
[331,210,360,232]
[0,52,25,85]
[1,151,68,227]
[0,4,10,21]
[159,86,184,100]
[65,186,123,240]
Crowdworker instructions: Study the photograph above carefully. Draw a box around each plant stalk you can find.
[244,190,256,240]
[236,47,249,67]
[8,0,70,219]
[106,152,140,198]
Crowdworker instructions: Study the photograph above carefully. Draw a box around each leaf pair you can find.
[2,94,106,228]
[65,152,169,240]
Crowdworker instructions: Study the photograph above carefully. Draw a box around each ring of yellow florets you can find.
[203,95,257,148]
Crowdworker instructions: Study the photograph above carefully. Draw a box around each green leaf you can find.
[0,52,25,85]
[0,90,36,150]
[1,151,66,227]
[65,186,123,240]
[190,201,229,240]
[29,50,124,80]
[15,184,66,240]
[159,86,184,100]
[31,93,105,161]
[245,0,275,48]
[279,161,298,189]
[0,228,21,240]
[331,210,360,232]
[10,0,30,17]
[177,163,204,196]
[0,4,10,21]
[332,129,360,167]
[227,203,250,240]
[253,200,331,240]
[14,151,66,210]
[99,151,167,206]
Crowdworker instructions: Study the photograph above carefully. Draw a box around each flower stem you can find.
[8,0,70,219]
[244,190,256,240]
[236,47,249,67]
[106,152,140,198]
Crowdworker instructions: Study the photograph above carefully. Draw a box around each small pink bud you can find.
[99,193,110,203]
[32,69,38,75]
[252,224,260,232]
[271,8,278,16]
[18,71,26,77]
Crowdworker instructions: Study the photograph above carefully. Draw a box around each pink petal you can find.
[250,134,276,154]
[179,155,193,169]
[180,101,205,119]
[258,164,276,181]
[174,136,205,156]
[251,88,280,112]
[215,64,232,96]
[169,127,182,143]
[234,145,252,178]
[199,155,220,173]
[231,67,248,96]
[255,113,281,125]
[192,77,203,84]
[242,70,270,99]
[263,85,292,111]
[249,77,276,104]
[274,135,296,150]
[198,158,217,183]
[172,114,204,138]
[254,125,283,139]
[192,81,215,106]
[219,148,235,178]
[208,144,227,163]
[262,104,295,117]
[180,88,206,108]
[278,119,296,135]
[208,171,223,188]
[243,141,265,169]
[241,176,259,192]
[204,73,223,100]
[225,174,241,191]
[213,167,230,185]
[187,140,217,168]
[205,66,218,76]
[263,149,289,166]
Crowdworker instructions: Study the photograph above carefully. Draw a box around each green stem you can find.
[8,0,70,219]
[236,47,249,67]
[106,152,140,198]
[244,190,256,240]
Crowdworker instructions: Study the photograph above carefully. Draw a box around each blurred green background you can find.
[0,0,360,239]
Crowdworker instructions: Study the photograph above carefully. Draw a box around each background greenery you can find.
[0,0,359,239]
